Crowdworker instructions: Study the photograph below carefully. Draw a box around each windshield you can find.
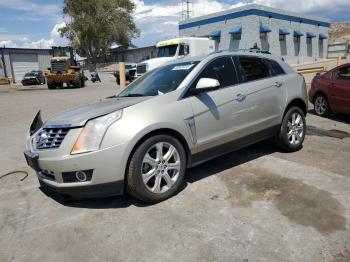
[53,47,71,57]
[25,73,35,77]
[156,44,178,57]
[118,61,199,97]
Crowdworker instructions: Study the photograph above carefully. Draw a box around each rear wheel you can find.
[274,107,306,152]
[314,94,330,117]
[73,72,82,88]
[127,135,186,202]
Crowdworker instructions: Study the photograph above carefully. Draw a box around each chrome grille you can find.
[35,128,70,150]
[51,60,67,72]
[137,64,147,74]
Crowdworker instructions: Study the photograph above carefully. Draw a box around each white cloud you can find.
[132,0,247,46]
[0,22,67,48]
[0,0,61,21]
[253,0,350,14]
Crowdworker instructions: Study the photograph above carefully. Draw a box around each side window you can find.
[196,57,238,88]
[336,66,350,80]
[264,59,285,76]
[237,57,270,82]
[179,44,190,56]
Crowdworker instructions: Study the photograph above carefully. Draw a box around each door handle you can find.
[236,93,246,102]
[274,81,283,88]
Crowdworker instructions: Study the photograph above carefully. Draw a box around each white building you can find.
[179,4,330,64]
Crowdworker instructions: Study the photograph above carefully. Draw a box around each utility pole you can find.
[182,0,192,21]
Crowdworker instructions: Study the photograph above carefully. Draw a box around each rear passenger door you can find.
[233,56,285,131]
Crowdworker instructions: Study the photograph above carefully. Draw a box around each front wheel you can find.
[274,107,306,152]
[127,135,186,202]
[314,94,330,117]
[73,72,82,88]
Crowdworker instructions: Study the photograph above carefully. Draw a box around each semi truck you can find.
[135,37,215,78]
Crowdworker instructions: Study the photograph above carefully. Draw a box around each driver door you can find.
[329,65,350,114]
[188,56,251,155]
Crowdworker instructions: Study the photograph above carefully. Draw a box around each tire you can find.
[314,94,330,117]
[116,76,120,85]
[127,134,187,203]
[81,74,86,87]
[73,72,82,88]
[47,79,56,89]
[274,107,306,152]
[43,78,46,84]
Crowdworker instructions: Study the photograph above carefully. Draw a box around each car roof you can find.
[167,49,283,65]
[165,49,294,74]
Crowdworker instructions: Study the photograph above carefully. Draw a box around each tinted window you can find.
[336,66,350,80]
[237,57,270,82]
[179,44,189,56]
[156,45,178,57]
[264,59,285,76]
[196,57,238,88]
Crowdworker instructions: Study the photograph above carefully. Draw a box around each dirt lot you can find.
[0,79,350,262]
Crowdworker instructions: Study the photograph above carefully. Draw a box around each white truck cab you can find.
[135,37,215,78]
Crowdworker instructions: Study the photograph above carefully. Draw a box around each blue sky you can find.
[0,0,349,48]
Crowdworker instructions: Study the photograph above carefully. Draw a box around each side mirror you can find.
[194,78,220,94]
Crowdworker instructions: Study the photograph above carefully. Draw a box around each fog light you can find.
[75,171,87,182]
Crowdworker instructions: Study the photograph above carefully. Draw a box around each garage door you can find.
[11,53,39,83]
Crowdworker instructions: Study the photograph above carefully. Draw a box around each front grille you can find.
[51,60,67,72]
[35,128,70,150]
[137,64,147,74]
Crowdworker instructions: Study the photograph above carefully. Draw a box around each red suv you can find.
[309,63,350,116]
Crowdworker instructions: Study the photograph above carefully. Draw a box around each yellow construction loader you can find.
[44,46,85,89]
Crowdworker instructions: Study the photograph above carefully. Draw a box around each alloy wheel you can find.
[287,112,304,145]
[314,96,328,115]
[141,142,181,194]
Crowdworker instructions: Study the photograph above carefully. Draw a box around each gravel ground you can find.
[0,79,349,262]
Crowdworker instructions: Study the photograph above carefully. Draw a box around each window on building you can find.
[260,32,268,40]
[196,57,238,88]
[294,36,301,43]
[232,33,241,41]
[279,35,286,42]
[307,37,312,45]
[237,57,270,82]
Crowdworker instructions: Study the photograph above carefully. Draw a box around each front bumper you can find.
[39,179,124,198]
[25,127,129,198]
[22,79,39,85]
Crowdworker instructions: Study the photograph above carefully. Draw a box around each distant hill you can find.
[330,23,350,43]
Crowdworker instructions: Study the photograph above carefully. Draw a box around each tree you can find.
[59,0,139,69]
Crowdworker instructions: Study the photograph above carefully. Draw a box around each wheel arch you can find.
[284,98,308,117]
[124,128,192,181]
[312,91,329,103]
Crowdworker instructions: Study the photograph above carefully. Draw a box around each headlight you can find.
[71,110,122,154]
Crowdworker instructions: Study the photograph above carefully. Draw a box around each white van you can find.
[135,37,215,78]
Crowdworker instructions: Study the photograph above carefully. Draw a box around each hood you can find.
[141,57,175,71]
[45,96,150,127]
